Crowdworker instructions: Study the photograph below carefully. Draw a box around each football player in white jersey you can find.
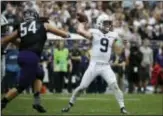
[62,13,128,114]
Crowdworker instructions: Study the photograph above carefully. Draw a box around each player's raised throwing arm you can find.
[76,13,93,40]
[44,23,70,38]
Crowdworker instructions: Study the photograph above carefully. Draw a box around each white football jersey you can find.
[89,29,119,63]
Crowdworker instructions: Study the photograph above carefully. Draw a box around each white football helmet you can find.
[96,13,113,32]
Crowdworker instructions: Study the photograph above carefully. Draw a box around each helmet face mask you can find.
[23,9,39,21]
[22,2,39,21]
[96,14,113,33]
[102,20,113,32]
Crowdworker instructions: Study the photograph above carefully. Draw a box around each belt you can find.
[95,62,109,65]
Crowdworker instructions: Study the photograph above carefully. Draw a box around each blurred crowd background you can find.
[1,1,163,94]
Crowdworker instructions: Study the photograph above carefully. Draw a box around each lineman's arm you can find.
[1,30,18,45]
[11,39,21,47]
[112,31,128,53]
[112,39,126,68]
[44,23,70,38]
[77,22,93,40]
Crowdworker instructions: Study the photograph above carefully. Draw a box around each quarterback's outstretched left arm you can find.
[112,39,126,67]
[113,39,124,55]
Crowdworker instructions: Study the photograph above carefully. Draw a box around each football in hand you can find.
[77,13,88,23]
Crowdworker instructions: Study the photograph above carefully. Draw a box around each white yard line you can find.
[17,97,140,101]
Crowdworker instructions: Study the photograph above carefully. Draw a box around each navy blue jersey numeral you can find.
[100,38,109,52]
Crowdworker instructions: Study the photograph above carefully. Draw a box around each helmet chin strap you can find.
[98,22,112,33]
[101,28,109,34]
[102,26,111,33]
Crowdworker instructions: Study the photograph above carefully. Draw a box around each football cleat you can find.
[33,104,46,113]
[61,107,70,113]
[120,107,128,114]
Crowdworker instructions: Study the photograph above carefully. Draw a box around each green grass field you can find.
[1,94,163,116]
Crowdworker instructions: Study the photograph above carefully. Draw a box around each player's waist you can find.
[90,61,109,66]
[90,57,110,64]
[95,62,109,65]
